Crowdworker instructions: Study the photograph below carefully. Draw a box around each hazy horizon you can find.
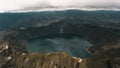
[0,0,120,12]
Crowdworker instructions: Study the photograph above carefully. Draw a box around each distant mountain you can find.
[0,10,120,30]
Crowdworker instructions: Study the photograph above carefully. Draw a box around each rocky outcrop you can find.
[0,51,82,68]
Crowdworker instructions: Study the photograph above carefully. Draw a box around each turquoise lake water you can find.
[28,35,93,58]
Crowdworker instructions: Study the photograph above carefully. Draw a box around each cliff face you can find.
[8,52,83,68]
[0,21,120,68]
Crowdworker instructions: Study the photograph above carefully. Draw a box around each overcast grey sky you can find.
[0,0,120,12]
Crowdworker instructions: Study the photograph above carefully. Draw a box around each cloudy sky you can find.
[0,0,120,12]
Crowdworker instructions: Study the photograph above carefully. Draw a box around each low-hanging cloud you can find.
[0,0,120,12]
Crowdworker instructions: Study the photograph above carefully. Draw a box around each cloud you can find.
[0,0,120,12]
